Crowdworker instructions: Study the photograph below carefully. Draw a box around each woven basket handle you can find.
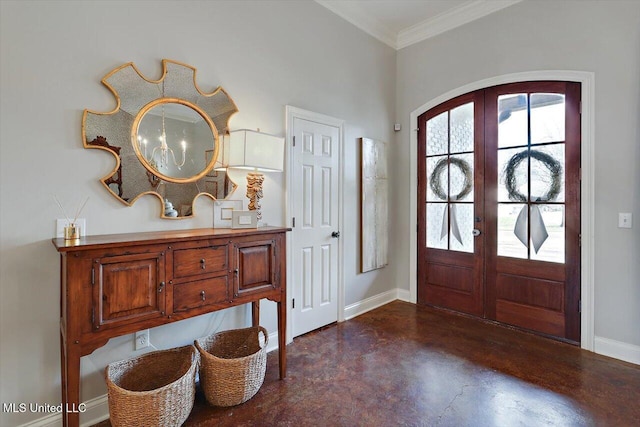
[258,326,269,349]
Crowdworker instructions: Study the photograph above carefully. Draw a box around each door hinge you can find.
[91,267,95,285]
[292,298,295,309]
[579,300,582,313]
[292,217,296,227]
[579,234,582,247]
[293,135,296,147]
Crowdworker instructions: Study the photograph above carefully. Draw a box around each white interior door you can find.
[290,115,341,337]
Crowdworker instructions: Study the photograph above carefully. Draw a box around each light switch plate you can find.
[618,213,632,229]
[56,218,87,237]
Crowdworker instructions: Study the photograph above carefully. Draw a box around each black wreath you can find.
[429,157,473,201]
[504,149,562,202]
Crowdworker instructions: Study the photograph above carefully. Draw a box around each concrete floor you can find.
[97,301,640,426]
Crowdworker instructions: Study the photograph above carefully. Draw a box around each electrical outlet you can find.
[135,330,150,351]
[56,218,87,238]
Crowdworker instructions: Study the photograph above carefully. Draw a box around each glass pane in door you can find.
[450,102,474,153]
[498,94,528,148]
[498,147,529,203]
[426,155,448,202]
[450,203,474,253]
[531,93,565,144]
[497,203,528,259]
[426,203,447,249]
[530,144,565,203]
[450,153,474,202]
[530,205,565,263]
[426,111,448,156]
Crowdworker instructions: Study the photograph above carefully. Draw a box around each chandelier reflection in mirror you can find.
[136,81,191,172]
[137,104,186,171]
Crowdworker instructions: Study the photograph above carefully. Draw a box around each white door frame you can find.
[408,71,596,351]
[285,105,345,344]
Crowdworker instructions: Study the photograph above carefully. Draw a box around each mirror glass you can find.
[82,59,239,218]
[135,100,215,181]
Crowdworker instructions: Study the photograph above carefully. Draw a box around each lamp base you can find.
[246,172,265,222]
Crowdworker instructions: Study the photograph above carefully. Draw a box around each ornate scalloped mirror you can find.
[82,59,238,218]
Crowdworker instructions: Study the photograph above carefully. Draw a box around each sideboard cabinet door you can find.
[92,251,166,330]
[233,238,278,299]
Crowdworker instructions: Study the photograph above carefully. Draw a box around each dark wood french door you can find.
[417,81,581,343]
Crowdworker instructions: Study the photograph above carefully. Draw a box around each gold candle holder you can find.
[64,224,81,241]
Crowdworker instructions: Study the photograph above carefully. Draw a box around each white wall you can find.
[0,1,396,425]
[395,1,640,349]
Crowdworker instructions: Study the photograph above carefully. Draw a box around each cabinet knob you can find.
[158,282,165,293]
[200,290,206,301]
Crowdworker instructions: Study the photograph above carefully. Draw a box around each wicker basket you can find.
[195,326,268,407]
[105,345,199,427]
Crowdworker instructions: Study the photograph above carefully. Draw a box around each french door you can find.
[417,81,581,343]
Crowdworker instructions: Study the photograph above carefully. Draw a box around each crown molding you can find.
[397,0,522,49]
[316,0,522,51]
[315,0,399,49]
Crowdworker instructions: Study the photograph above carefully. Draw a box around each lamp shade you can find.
[226,129,284,172]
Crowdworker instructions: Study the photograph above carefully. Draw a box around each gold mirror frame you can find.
[82,59,238,219]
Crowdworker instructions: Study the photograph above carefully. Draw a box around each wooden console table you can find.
[52,227,290,427]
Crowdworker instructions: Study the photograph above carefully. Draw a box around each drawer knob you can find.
[200,290,206,301]
[200,259,206,269]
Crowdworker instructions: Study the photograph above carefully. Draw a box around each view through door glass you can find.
[418,81,581,343]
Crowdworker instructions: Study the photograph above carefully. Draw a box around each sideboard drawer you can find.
[173,244,228,279]
[173,275,229,312]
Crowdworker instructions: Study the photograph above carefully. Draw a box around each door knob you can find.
[331,231,340,238]
[472,229,481,236]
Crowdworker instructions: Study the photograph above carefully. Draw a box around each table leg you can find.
[251,301,260,327]
[277,299,287,379]
[62,341,81,427]
[60,333,68,427]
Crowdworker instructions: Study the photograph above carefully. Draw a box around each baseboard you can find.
[594,336,640,365]
[396,288,412,303]
[16,394,109,427]
[266,331,279,354]
[343,289,399,320]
